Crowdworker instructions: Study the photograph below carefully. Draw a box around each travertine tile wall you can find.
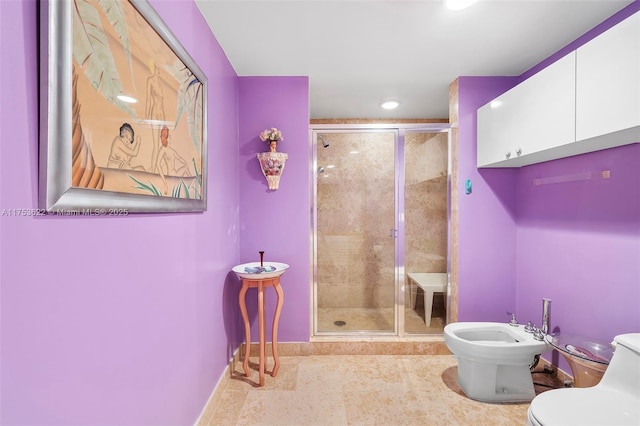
[317,132,395,309]
[448,79,460,323]
[404,132,448,278]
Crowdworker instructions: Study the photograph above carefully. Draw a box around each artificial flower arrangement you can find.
[259,127,284,142]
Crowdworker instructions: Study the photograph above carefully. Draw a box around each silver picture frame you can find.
[39,0,208,214]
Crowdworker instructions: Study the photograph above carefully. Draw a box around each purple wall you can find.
[516,145,640,342]
[520,1,640,82]
[1,3,310,424]
[457,2,640,372]
[0,0,243,424]
[238,77,311,342]
[457,76,519,321]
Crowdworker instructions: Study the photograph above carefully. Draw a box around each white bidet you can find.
[444,322,550,402]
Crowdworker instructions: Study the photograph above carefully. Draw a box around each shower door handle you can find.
[389,229,398,238]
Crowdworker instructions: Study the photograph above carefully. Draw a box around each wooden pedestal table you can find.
[238,276,284,386]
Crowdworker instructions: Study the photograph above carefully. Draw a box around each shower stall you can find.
[312,124,451,337]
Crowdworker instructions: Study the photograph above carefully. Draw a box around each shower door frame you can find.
[310,123,452,339]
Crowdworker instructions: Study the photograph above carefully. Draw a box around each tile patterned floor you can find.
[199,354,562,425]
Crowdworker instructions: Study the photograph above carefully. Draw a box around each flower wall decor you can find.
[259,127,284,142]
[259,127,284,153]
[257,127,287,190]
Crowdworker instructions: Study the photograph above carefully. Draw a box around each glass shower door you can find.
[315,131,397,333]
[403,131,449,334]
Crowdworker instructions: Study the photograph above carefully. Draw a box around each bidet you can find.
[444,322,551,402]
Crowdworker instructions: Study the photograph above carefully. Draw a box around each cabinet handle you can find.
[516,147,522,156]
[505,151,511,159]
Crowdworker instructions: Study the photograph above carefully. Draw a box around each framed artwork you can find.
[39,0,207,213]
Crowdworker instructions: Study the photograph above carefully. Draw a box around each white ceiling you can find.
[194,0,633,119]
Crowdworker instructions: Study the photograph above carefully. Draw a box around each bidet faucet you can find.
[506,311,518,326]
[541,298,551,335]
[533,326,545,341]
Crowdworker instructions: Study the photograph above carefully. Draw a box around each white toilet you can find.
[527,333,640,426]
[444,322,550,402]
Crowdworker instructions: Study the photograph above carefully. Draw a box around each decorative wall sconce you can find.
[258,127,287,190]
[257,152,288,190]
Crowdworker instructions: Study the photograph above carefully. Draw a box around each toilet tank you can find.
[615,333,640,354]
[599,333,640,398]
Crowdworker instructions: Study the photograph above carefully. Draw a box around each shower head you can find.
[317,166,326,177]
[318,136,330,148]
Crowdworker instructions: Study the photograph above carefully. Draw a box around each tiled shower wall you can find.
[404,132,449,287]
[317,132,396,309]
[316,131,448,310]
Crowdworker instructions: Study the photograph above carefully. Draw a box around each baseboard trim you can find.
[193,348,239,425]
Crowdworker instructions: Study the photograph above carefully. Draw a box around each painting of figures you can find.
[39,0,207,213]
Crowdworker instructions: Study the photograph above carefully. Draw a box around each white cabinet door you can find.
[477,89,517,167]
[477,52,576,168]
[513,52,576,162]
[576,12,640,142]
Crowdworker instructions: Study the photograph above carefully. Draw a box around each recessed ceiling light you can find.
[444,0,477,11]
[380,101,399,110]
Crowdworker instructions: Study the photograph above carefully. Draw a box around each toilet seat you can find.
[528,387,640,425]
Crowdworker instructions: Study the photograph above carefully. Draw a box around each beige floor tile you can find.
[237,389,348,425]
[204,353,564,425]
[205,390,248,426]
[343,387,431,425]
[336,355,410,393]
[227,356,302,391]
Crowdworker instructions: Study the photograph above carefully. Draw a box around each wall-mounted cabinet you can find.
[576,12,640,144]
[477,52,575,167]
[477,11,639,168]
[476,88,517,167]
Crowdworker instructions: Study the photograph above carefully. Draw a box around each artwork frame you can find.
[39,0,208,213]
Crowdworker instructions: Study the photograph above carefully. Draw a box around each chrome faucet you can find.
[541,298,552,335]
[507,311,519,326]
[533,326,545,341]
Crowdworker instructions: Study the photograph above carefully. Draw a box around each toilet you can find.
[444,322,550,402]
[527,333,640,426]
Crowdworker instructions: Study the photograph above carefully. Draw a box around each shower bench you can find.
[407,272,447,327]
